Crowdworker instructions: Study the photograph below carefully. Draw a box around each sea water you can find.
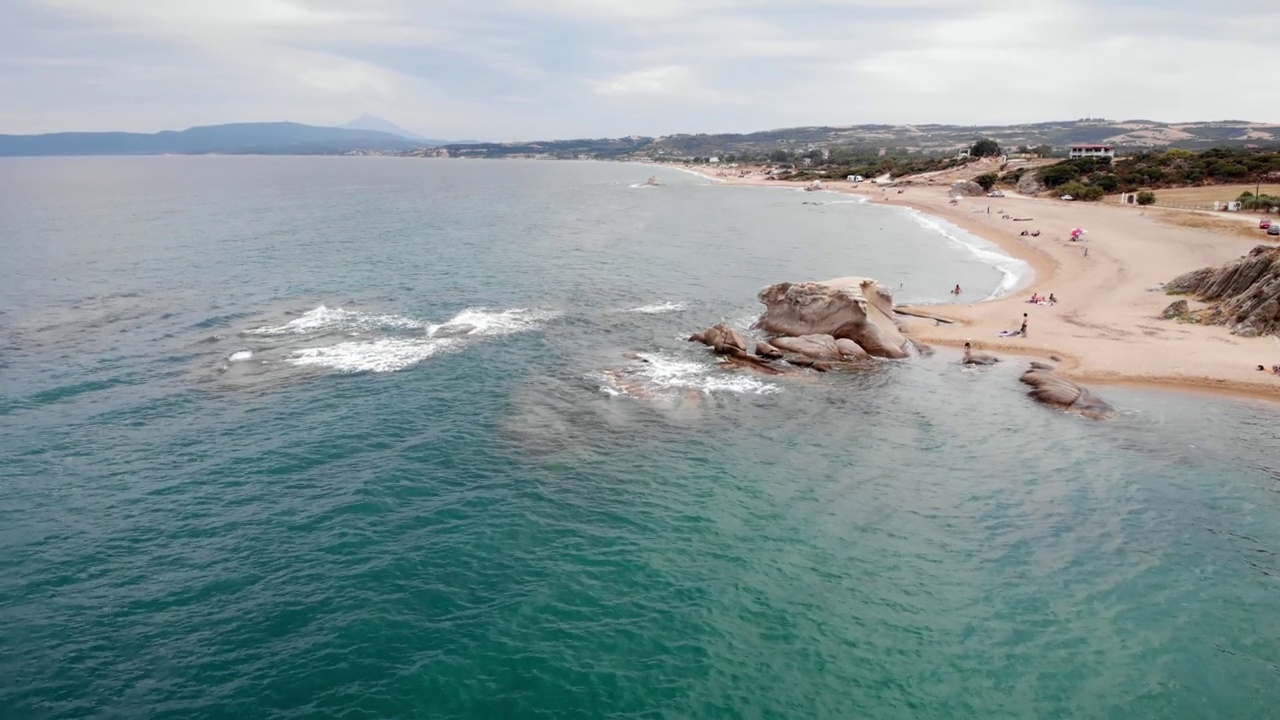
[2,157,1278,718]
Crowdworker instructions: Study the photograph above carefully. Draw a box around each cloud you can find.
[2,0,1278,138]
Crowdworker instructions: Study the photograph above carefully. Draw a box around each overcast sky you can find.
[3,0,1277,140]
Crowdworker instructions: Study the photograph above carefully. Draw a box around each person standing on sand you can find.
[1020,313,1028,338]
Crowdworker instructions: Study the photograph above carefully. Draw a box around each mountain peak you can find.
[340,114,424,141]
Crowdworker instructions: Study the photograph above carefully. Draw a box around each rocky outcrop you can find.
[754,277,911,359]
[1018,364,1113,419]
[771,334,842,360]
[754,340,783,359]
[1161,299,1189,319]
[1016,170,1045,196]
[688,322,748,354]
[950,180,985,197]
[1165,245,1280,337]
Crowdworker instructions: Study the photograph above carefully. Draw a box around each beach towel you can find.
[997,330,1020,337]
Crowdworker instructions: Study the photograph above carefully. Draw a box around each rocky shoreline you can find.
[686,275,1114,418]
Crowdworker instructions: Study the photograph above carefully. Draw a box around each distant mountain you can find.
[0,122,424,157]
[340,114,425,141]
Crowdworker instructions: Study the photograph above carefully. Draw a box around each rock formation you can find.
[754,277,912,359]
[950,180,985,197]
[1161,299,1189,319]
[1165,245,1280,337]
[754,340,783,359]
[1015,170,1045,196]
[688,322,748,354]
[1018,363,1113,419]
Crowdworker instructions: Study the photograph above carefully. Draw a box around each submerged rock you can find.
[1165,245,1280,336]
[962,348,1000,366]
[1018,364,1113,419]
[754,277,911,359]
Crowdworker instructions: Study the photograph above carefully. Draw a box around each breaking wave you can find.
[623,301,687,315]
[246,305,426,336]
[232,305,558,376]
[288,338,459,374]
[599,352,778,397]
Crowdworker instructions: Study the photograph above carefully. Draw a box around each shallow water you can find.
[2,157,1278,718]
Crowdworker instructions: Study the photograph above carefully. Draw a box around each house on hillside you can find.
[1069,144,1115,160]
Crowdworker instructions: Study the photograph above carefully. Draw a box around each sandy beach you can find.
[665,162,1280,400]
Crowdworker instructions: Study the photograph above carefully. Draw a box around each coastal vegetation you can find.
[1025,148,1280,201]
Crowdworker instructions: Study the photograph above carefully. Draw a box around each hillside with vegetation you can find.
[1005,148,1280,203]
[425,119,1280,161]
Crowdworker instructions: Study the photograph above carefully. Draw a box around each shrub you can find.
[1136,191,1157,205]
[975,173,998,191]
[970,138,1001,157]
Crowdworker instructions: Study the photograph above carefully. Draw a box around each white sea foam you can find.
[287,338,458,374]
[906,209,1032,300]
[246,304,426,336]
[244,305,557,375]
[228,350,253,362]
[604,352,779,396]
[426,308,560,338]
[624,301,687,315]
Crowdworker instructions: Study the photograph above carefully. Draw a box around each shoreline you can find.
[656,162,1280,403]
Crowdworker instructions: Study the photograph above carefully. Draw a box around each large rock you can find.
[950,180,985,197]
[1016,170,1045,196]
[771,334,842,360]
[754,278,911,359]
[1165,245,1280,336]
[754,340,783,359]
[834,338,870,360]
[688,321,748,354]
[1018,365,1114,419]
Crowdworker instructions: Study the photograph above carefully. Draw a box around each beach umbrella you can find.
[1070,228,1082,236]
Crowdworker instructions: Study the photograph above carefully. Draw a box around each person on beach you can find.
[1048,293,1057,304]
[953,284,962,295]
[1020,313,1028,338]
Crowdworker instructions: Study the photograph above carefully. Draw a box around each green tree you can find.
[970,138,1001,157]
[1136,191,1157,206]
[768,149,791,163]
[975,173,998,191]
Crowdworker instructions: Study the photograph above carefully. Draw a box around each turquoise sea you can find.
[2,157,1279,719]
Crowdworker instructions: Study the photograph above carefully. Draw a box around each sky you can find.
[2,0,1277,140]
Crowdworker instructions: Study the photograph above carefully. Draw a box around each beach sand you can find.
[666,163,1280,400]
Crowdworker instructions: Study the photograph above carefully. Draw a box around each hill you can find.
[0,122,422,157]
[429,119,1279,161]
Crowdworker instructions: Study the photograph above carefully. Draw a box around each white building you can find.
[1069,144,1115,160]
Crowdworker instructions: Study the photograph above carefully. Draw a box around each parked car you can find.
[1269,224,1280,236]
[987,190,1004,198]
[1261,219,1273,229]
[1060,194,1075,201]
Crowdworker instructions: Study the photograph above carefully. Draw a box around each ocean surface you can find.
[2,157,1279,719]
